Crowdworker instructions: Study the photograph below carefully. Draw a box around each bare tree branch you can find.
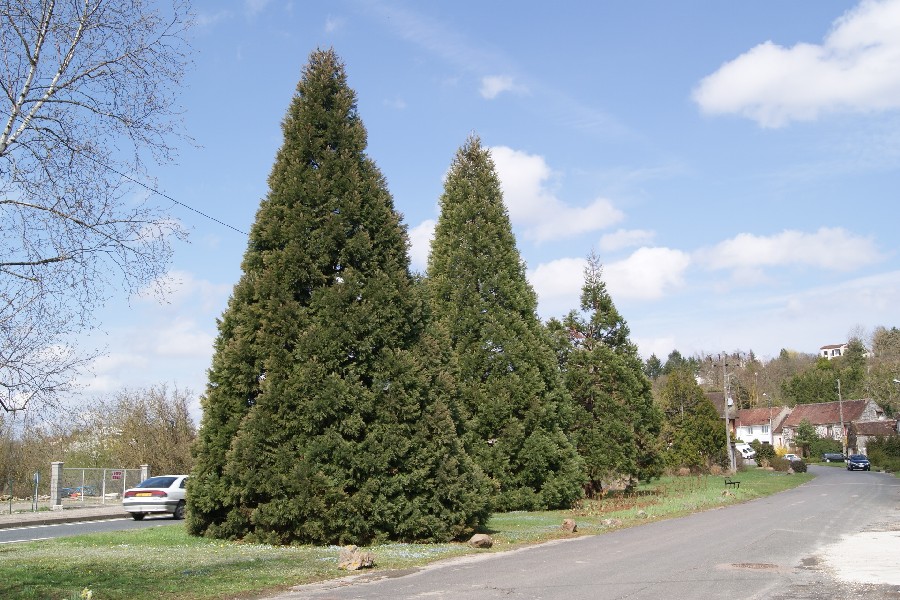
[0,0,193,412]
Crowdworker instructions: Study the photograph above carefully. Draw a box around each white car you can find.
[735,444,757,460]
[783,453,801,462]
[123,475,189,520]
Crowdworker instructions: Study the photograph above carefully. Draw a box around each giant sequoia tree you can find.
[557,252,663,493]
[188,49,489,545]
[426,136,584,511]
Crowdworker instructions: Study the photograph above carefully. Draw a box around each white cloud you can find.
[490,146,624,242]
[78,353,149,393]
[600,229,655,252]
[693,0,900,127]
[528,257,587,304]
[479,75,524,99]
[153,318,215,358]
[138,270,231,312]
[697,228,880,272]
[408,219,435,272]
[604,247,691,300]
[528,247,690,318]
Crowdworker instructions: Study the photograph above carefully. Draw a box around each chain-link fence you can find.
[58,467,145,506]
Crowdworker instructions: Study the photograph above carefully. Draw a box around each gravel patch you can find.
[821,529,900,585]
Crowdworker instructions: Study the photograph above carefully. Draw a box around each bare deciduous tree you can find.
[0,0,193,412]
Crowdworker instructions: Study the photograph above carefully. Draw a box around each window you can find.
[762,425,769,434]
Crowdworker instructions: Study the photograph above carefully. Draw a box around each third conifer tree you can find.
[558,252,663,493]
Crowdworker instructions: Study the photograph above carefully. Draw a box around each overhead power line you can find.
[83,153,249,236]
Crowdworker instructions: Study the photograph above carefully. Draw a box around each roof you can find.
[705,392,736,420]
[781,399,879,428]
[736,406,790,427]
[819,343,847,350]
[850,420,899,436]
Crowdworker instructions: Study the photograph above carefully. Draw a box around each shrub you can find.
[770,458,793,472]
[808,437,842,460]
[867,435,900,473]
[791,460,808,473]
[749,440,776,463]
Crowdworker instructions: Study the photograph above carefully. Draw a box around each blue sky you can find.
[79,0,900,418]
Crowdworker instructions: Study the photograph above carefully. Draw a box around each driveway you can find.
[271,466,900,600]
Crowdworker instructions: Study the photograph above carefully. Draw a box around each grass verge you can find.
[0,468,813,600]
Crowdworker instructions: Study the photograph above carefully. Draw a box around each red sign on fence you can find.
[111,470,124,481]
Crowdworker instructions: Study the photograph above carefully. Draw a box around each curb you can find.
[0,509,127,530]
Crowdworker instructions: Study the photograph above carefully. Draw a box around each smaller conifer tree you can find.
[561,252,663,492]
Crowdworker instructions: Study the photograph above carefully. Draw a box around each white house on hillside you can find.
[819,343,848,359]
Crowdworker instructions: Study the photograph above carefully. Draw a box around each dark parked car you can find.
[822,452,846,462]
[846,454,870,471]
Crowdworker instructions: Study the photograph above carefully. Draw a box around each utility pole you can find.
[716,355,736,472]
[837,379,846,456]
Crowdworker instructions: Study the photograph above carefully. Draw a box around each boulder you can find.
[562,518,577,533]
[337,545,375,571]
[468,533,493,548]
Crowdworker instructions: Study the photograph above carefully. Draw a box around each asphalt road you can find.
[0,514,181,545]
[275,466,900,600]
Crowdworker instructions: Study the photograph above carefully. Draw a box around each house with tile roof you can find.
[819,343,849,360]
[848,419,900,455]
[735,406,791,447]
[780,399,885,454]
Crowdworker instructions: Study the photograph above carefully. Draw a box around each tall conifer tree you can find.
[426,136,584,511]
[188,49,489,545]
[560,252,663,492]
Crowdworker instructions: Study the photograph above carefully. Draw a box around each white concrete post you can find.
[50,462,64,510]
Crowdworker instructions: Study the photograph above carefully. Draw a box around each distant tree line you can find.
[643,327,900,417]
[0,385,196,498]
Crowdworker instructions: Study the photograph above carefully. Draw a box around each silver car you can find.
[123,475,189,520]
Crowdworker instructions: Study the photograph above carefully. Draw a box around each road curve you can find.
[271,466,900,600]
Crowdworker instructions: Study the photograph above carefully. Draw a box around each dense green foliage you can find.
[749,439,776,463]
[867,436,900,472]
[556,252,663,494]
[781,340,867,406]
[643,354,663,380]
[188,49,489,545]
[425,136,585,511]
[790,459,808,473]
[792,420,818,457]
[658,370,726,470]
[807,436,843,459]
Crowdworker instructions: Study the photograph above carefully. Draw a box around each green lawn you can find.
[0,468,813,600]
